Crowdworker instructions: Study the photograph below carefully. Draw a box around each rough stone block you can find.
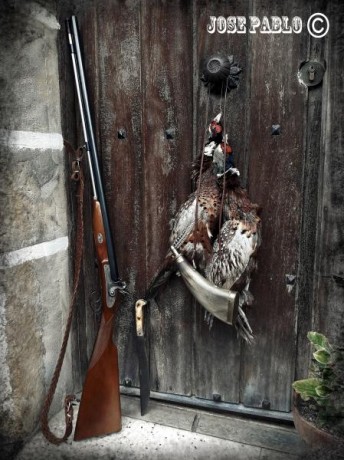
[0,249,72,447]
[0,1,61,133]
[0,145,68,254]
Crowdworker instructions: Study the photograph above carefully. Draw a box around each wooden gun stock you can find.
[74,199,121,440]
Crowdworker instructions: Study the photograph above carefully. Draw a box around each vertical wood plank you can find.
[141,0,194,396]
[295,1,326,379]
[241,1,308,411]
[90,0,144,386]
[314,0,344,344]
[192,0,250,403]
[65,0,144,389]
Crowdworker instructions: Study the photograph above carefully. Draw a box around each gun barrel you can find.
[67,16,120,283]
[66,20,98,200]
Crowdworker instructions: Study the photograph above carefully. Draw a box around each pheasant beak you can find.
[213,113,222,123]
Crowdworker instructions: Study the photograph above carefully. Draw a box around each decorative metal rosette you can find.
[200,54,242,94]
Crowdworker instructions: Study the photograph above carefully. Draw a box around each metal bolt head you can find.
[271,124,281,135]
[118,129,126,139]
[165,128,175,140]
[124,378,132,387]
[97,233,104,244]
[286,274,296,294]
[285,274,296,285]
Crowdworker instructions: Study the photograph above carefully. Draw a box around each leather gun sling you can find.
[40,141,84,444]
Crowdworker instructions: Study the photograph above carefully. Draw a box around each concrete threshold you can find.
[16,394,307,460]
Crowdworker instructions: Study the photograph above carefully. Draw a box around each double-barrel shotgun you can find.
[66,16,127,441]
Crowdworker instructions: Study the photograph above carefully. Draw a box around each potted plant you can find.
[292,331,344,448]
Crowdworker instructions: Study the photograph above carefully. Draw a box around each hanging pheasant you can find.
[145,114,224,300]
[205,145,261,342]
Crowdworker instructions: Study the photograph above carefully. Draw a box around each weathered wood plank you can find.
[192,0,250,404]
[141,0,194,396]
[241,1,308,411]
[295,1,327,380]
[314,0,344,344]
[90,0,144,386]
[63,0,144,390]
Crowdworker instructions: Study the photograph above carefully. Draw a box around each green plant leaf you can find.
[293,378,322,399]
[313,349,331,365]
[307,332,331,352]
[315,385,331,398]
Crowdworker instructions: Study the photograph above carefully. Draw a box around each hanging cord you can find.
[194,85,210,241]
[217,77,230,255]
[40,141,85,444]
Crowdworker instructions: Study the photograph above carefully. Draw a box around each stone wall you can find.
[0,1,73,457]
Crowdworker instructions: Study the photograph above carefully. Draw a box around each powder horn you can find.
[170,246,239,325]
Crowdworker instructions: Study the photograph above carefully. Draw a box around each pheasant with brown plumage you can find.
[206,162,261,342]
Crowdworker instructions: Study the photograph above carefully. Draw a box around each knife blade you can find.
[135,299,150,415]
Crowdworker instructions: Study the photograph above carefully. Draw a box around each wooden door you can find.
[61,0,344,417]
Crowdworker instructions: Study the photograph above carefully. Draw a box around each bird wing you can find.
[170,172,221,250]
[206,219,259,290]
[169,194,199,249]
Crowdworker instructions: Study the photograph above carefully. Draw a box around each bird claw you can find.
[236,307,254,343]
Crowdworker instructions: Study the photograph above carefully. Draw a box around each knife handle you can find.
[135,299,147,337]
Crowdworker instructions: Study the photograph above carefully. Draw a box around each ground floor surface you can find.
[16,394,320,459]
